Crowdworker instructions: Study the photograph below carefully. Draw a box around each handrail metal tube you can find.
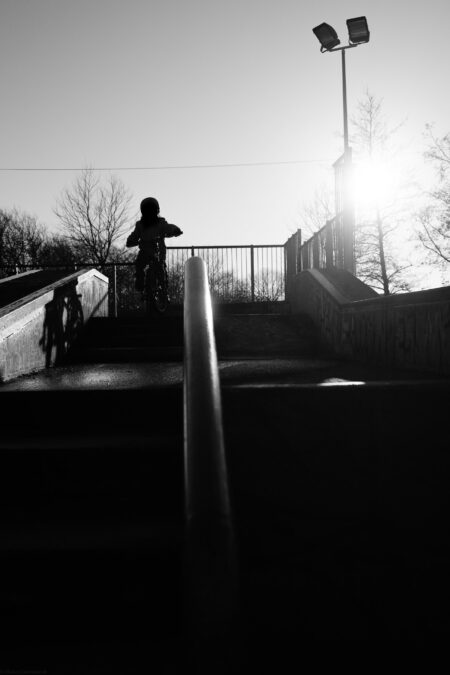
[183,257,237,665]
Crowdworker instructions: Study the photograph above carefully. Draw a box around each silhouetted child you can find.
[126,197,182,291]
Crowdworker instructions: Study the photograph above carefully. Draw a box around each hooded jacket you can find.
[126,217,182,253]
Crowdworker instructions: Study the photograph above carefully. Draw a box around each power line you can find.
[0,158,332,172]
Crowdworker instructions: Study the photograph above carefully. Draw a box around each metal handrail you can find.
[183,256,237,664]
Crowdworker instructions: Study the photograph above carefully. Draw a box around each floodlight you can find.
[346,16,370,44]
[312,23,340,51]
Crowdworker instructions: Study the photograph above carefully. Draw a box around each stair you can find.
[215,311,450,664]
[214,311,319,358]
[1,303,449,669]
[68,313,184,363]
[0,311,185,671]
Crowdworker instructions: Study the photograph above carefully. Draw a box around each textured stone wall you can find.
[0,269,108,382]
[288,269,450,375]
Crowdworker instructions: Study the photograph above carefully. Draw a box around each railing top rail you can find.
[0,243,286,271]
[167,244,285,250]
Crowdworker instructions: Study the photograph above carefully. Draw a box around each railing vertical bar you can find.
[246,247,250,298]
[250,245,255,302]
[240,248,243,296]
[112,263,118,318]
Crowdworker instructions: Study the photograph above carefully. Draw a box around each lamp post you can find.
[312,17,370,274]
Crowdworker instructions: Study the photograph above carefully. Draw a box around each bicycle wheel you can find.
[153,270,168,313]
[145,265,168,314]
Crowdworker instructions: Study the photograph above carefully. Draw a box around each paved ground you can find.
[0,362,183,390]
[0,357,444,391]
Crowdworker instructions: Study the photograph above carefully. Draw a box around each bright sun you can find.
[353,158,401,211]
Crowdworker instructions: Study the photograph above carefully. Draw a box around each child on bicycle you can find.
[126,197,183,291]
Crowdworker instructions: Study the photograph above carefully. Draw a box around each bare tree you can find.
[351,91,413,294]
[298,185,335,240]
[255,269,284,301]
[417,206,450,264]
[416,126,450,273]
[54,167,132,266]
[424,124,450,178]
[0,208,46,271]
[37,234,78,267]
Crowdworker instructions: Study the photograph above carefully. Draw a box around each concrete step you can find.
[214,312,319,358]
[75,332,184,348]
[0,542,183,648]
[0,386,182,429]
[222,380,450,650]
[75,316,182,342]
[0,386,184,540]
[0,384,185,655]
[67,315,184,363]
[69,345,184,363]
[0,431,183,510]
[213,301,291,315]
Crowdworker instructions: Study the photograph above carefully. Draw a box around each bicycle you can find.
[143,237,169,314]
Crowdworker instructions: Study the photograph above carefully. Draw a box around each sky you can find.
[1,0,450,249]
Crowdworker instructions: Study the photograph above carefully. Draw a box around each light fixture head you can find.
[347,16,370,44]
[312,22,340,51]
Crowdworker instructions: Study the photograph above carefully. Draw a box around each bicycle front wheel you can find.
[153,278,168,313]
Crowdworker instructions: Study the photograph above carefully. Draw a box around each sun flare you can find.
[353,159,401,211]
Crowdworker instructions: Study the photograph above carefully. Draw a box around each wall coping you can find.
[302,269,450,310]
[0,269,39,286]
[305,269,349,305]
[0,268,108,323]
[345,285,450,311]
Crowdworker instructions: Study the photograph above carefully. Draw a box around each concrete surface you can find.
[0,356,443,392]
[0,269,108,382]
[214,313,317,357]
[289,268,450,376]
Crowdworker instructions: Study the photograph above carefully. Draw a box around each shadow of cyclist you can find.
[40,281,84,367]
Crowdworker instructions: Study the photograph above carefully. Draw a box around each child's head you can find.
[140,197,160,220]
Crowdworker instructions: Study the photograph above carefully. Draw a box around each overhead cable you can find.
[0,158,332,172]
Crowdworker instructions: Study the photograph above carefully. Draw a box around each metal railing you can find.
[166,245,285,303]
[0,244,286,316]
[285,214,346,277]
[183,256,237,668]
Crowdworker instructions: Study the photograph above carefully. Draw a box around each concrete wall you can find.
[288,268,450,375]
[0,269,108,382]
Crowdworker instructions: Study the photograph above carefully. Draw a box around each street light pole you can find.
[340,47,354,274]
[312,17,370,276]
[341,48,349,151]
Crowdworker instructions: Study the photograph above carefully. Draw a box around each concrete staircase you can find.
[0,304,449,670]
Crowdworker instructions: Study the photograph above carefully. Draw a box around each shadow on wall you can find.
[40,281,84,367]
